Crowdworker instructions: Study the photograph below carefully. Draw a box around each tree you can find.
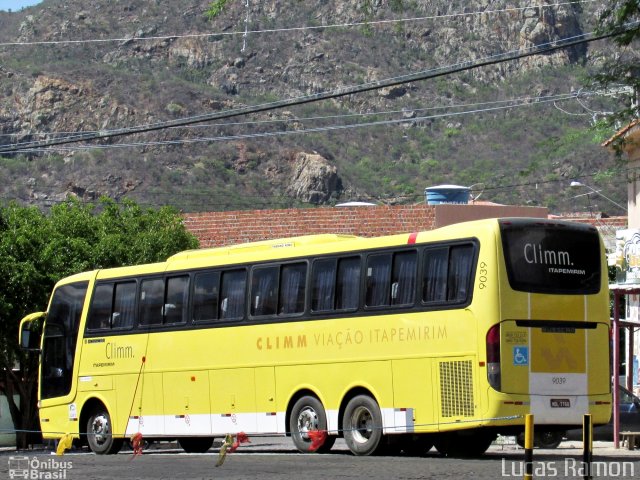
[591,1,640,131]
[0,198,199,449]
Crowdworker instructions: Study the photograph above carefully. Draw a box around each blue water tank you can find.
[425,185,470,205]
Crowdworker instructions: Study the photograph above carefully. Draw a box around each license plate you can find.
[550,398,571,408]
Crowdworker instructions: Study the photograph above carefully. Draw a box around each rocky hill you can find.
[0,0,628,214]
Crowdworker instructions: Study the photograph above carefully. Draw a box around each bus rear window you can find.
[499,220,601,294]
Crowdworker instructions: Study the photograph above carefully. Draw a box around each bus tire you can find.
[342,394,384,456]
[178,437,214,453]
[290,396,334,453]
[86,407,123,455]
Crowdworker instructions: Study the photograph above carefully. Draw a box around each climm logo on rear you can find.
[523,243,586,276]
[523,243,571,266]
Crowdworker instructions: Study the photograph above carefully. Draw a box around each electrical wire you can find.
[8,93,582,153]
[0,92,592,139]
[0,91,584,142]
[0,1,598,48]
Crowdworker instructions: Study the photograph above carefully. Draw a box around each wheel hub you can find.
[297,406,319,440]
[350,406,373,444]
[91,414,110,445]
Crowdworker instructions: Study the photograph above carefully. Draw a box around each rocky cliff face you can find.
[287,152,343,204]
[0,1,618,212]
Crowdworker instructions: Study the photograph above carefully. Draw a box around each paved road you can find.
[1,438,639,480]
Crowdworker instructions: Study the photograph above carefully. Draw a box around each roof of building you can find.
[602,118,640,147]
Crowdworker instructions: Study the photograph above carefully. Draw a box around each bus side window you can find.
[422,247,448,303]
[336,256,360,311]
[165,275,189,324]
[193,271,220,322]
[311,258,337,312]
[220,269,246,320]
[366,254,392,307]
[113,281,136,329]
[251,266,278,317]
[279,263,306,314]
[87,284,113,330]
[391,250,417,305]
[139,278,164,326]
[447,245,474,302]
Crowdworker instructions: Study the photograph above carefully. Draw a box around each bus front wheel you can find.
[86,407,123,455]
[342,395,384,456]
[290,396,335,453]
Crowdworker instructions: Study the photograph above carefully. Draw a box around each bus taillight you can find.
[486,323,501,391]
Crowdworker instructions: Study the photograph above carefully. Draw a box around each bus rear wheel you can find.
[290,396,335,453]
[342,395,384,456]
[178,437,214,453]
[86,407,123,455]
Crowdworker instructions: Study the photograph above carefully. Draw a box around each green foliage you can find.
[590,0,640,130]
[389,0,406,13]
[0,198,198,444]
[205,0,230,21]
[166,102,186,115]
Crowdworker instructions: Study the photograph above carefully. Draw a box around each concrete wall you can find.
[620,123,640,229]
[605,119,640,229]
[0,395,17,447]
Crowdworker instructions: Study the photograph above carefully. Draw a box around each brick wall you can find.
[183,205,628,248]
[183,205,438,248]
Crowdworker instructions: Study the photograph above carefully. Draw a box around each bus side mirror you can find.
[19,312,45,351]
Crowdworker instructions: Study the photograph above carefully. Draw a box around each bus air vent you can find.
[439,360,475,418]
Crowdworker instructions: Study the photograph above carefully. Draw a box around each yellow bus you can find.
[19,217,611,456]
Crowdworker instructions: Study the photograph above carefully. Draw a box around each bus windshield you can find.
[41,282,88,400]
[499,219,601,294]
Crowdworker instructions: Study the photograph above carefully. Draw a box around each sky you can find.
[0,0,43,12]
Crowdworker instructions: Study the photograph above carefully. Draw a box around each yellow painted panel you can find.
[531,328,585,374]
[587,324,612,396]
[500,322,530,393]
[210,368,256,414]
[163,371,210,415]
[39,403,80,439]
[77,375,112,392]
[530,293,584,321]
[391,358,435,431]
[115,372,163,426]
[254,367,276,413]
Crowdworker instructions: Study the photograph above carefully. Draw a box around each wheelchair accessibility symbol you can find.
[513,346,529,366]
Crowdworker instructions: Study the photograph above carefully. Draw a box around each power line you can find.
[3,22,637,155]
[0,1,597,48]
[0,92,587,138]
[10,93,582,153]
[1,91,608,141]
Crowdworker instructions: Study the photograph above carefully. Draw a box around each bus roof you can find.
[167,234,360,262]
[69,217,595,281]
